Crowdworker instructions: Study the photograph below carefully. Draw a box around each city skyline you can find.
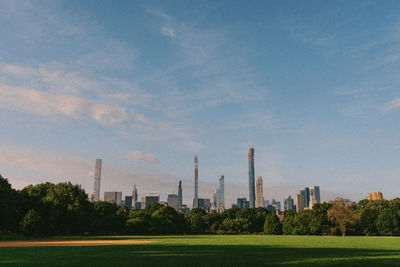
[1,1,400,204]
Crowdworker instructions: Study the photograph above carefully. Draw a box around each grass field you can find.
[1,235,400,266]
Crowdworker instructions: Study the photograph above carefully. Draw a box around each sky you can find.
[1,0,400,207]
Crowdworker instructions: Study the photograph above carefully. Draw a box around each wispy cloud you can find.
[126,151,159,163]
[383,98,400,111]
[161,26,175,37]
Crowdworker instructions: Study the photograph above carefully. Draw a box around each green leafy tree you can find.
[282,211,296,235]
[264,213,282,235]
[360,200,389,235]
[0,175,17,232]
[187,208,207,233]
[92,201,125,234]
[150,206,186,234]
[376,208,400,236]
[20,209,41,235]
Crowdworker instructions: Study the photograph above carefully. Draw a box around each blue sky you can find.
[1,0,400,206]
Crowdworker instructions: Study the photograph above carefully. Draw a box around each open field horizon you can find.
[1,235,400,266]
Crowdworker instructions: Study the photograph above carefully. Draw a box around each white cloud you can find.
[126,151,159,163]
[383,98,400,111]
[161,26,175,37]
[0,83,128,125]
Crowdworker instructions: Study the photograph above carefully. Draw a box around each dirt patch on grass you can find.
[0,239,154,247]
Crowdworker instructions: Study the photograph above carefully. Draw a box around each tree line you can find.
[1,175,400,236]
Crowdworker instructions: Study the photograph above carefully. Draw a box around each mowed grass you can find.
[1,235,400,266]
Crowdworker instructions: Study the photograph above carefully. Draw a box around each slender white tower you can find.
[93,159,102,201]
[193,155,198,208]
[255,176,264,208]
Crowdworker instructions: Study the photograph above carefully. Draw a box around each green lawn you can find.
[1,235,400,266]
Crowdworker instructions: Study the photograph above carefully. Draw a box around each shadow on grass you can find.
[1,244,400,266]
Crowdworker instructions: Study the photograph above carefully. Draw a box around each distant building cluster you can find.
[88,148,329,215]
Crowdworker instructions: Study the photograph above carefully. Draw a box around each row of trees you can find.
[1,175,400,236]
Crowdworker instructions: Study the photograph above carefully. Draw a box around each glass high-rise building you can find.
[237,198,250,209]
[248,147,255,208]
[218,175,225,211]
[304,187,310,208]
[125,196,132,210]
[312,186,320,203]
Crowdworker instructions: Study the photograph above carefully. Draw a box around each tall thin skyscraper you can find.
[313,186,321,203]
[218,175,225,211]
[93,159,102,202]
[178,180,183,208]
[248,147,256,208]
[132,185,138,209]
[304,187,310,208]
[193,155,199,208]
[255,176,264,208]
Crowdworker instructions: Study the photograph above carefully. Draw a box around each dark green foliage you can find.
[126,203,186,234]
[92,201,125,234]
[0,174,17,233]
[187,208,208,233]
[360,200,389,235]
[19,209,41,235]
[3,177,400,236]
[264,213,282,235]
[376,208,400,236]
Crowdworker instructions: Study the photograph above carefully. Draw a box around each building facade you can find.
[125,196,132,210]
[248,147,256,208]
[255,176,264,208]
[296,193,305,212]
[237,198,250,209]
[104,191,122,205]
[93,159,102,201]
[167,194,179,211]
[178,180,183,208]
[366,192,383,201]
[193,155,199,208]
[284,196,295,212]
[218,175,225,212]
[144,194,160,207]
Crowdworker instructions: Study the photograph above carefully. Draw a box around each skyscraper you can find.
[296,193,305,212]
[304,187,310,208]
[144,194,160,207]
[93,159,102,202]
[218,175,225,212]
[248,147,255,208]
[167,194,179,211]
[237,198,250,209]
[193,155,199,208]
[132,185,138,209]
[125,196,132,210]
[313,186,321,203]
[104,191,122,205]
[255,176,264,208]
[178,180,183,208]
[284,196,295,211]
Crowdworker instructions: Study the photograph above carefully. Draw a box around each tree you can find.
[0,175,17,232]
[327,204,359,236]
[360,200,389,235]
[282,211,296,235]
[376,208,400,236]
[150,206,186,234]
[264,213,282,235]
[20,209,41,235]
[92,201,125,234]
[187,208,207,233]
